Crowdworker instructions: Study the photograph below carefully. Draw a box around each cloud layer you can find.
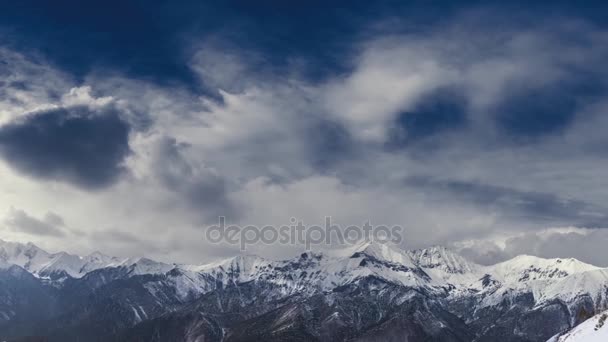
[0,6,607,263]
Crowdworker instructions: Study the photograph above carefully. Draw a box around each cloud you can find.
[3,208,66,237]
[318,18,608,148]
[406,177,608,227]
[455,240,510,266]
[0,104,131,189]
[43,211,65,227]
[0,48,72,125]
[1,10,608,264]
[145,135,235,218]
[322,38,453,142]
[452,228,608,267]
[60,19,608,261]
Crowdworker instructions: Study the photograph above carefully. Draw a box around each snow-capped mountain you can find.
[408,245,478,274]
[0,239,173,280]
[1,239,607,342]
[0,239,114,278]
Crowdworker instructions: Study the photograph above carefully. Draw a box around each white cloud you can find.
[60,86,114,109]
[322,40,453,142]
[0,48,72,125]
[452,227,608,266]
[1,15,608,265]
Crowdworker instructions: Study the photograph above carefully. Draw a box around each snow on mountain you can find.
[409,245,478,274]
[112,257,175,276]
[331,242,481,290]
[324,243,608,317]
[38,251,90,278]
[194,254,270,278]
[548,310,608,342]
[462,254,606,309]
[0,239,170,279]
[267,242,436,290]
[346,241,417,266]
[172,242,434,297]
[3,237,608,313]
[539,268,608,306]
[491,255,600,285]
[407,245,484,289]
[0,240,52,273]
[5,238,608,341]
[125,243,608,342]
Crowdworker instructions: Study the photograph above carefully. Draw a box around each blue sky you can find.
[1,1,608,264]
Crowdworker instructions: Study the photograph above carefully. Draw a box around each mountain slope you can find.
[1,240,608,342]
[0,239,115,279]
[0,239,173,280]
[548,310,608,342]
[0,263,57,324]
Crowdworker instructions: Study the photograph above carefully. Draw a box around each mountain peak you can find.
[0,240,172,279]
[492,254,600,284]
[345,241,417,267]
[86,250,110,259]
[408,245,477,274]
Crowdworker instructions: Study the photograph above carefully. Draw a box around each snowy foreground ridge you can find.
[548,310,608,342]
[1,238,608,341]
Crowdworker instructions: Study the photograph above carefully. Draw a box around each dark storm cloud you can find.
[4,209,66,237]
[0,106,131,189]
[406,177,608,227]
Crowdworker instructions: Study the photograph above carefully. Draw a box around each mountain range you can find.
[0,239,607,342]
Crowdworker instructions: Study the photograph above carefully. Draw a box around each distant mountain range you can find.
[0,239,607,342]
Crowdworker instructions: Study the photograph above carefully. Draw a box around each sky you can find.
[1,0,608,265]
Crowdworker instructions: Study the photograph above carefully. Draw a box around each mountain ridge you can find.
[1,239,607,341]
